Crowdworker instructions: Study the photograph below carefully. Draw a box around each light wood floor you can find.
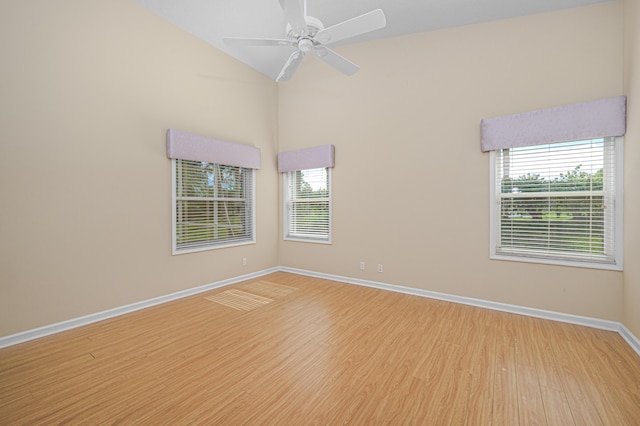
[1,272,640,425]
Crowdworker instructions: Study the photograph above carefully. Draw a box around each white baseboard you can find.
[619,323,640,357]
[2,265,640,359]
[0,268,278,349]
[280,266,640,358]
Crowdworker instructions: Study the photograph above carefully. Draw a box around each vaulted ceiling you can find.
[133,0,613,81]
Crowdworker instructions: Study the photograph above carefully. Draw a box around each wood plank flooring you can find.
[1,272,640,424]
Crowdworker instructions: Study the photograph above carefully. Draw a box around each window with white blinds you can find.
[490,137,623,270]
[172,159,255,254]
[283,167,331,243]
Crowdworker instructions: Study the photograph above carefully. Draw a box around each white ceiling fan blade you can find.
[282,0,308,37]
[315,9,386,45]
[276,50,305,82]
[224,37,295,47]
[314,47,360,76]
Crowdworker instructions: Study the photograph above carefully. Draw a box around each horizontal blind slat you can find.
[174,159,254,251]
[285,167,330,241]
[494,137,617,265]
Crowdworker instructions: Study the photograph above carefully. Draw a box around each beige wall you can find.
[1,0,634,340]
[624,0,640,336]
[278,2,625,320]
[0,0,279,337]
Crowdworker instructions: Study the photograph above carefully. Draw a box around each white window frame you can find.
[283,167,332,244]
[489,137,623,270]
[172,159,256,255]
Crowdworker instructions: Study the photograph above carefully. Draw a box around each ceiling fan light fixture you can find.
[298,38,314,53]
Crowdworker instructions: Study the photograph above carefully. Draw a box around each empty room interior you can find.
[1,0,640,423]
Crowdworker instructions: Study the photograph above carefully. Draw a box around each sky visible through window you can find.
[302,168,327,191]
[504,138,604,180]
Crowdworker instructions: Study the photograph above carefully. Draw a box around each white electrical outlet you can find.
[359,261,365,270]
[378,264,383,273]
[242,257,247,266]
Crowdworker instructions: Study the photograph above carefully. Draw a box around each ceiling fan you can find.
[223,0,387,82]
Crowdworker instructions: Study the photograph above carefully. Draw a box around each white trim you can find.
[2,266,639,359]
[279,266,640,357]
[0,268,278,349]
[489,150,498,259]
[489,253,623,271]
[619,324,640,357]
[172,158,178,254]
[614,137,624,270]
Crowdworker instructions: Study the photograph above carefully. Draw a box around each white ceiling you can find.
[133,0,612,81]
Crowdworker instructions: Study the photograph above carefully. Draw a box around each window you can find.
[283,167,331,243]
[490,137,623,270]
[172,159,255,254]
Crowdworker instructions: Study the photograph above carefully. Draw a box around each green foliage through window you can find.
[492,137,620,266]
[284,168,331,242]
[174,159,254,252]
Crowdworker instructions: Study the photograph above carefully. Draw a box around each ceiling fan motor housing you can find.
[286,15,325,39]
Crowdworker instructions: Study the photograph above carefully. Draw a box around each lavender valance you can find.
[278,144,335,173]
[480,96,626,152]
[166,128,261,169]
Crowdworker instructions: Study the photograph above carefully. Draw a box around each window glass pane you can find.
[285,167,331,242]
[291,201,330,235]
[178,162,216,198]
[174,159,254,253]
[492,137,620,268]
